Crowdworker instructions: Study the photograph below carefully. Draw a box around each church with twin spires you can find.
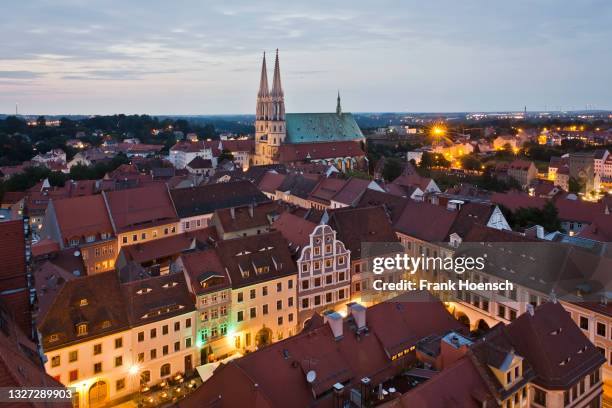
[253,50,366,171]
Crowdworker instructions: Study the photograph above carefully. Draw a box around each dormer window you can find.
[48,333,59,343]
[85,235,95,243]
[69,238,80,247]
[162,282,179,288]
[136,287,152,295]
[76,323,88,336]
[101,320,111,329]
[79,298,88,307]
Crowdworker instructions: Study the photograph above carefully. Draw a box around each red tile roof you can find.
[394,201,458,242]
[278,141,364,162]
[0,220,30,336]
[104,184,178,233]
[178,291,463,408]
[271,212,317,248]
[51,194,113,244]
[328,206,401,260]
[215,202,281,234]
[257,172,286,194]
[180,249,230,296]
[215,231,297,289]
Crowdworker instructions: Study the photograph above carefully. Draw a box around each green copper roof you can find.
[285,113,364,144]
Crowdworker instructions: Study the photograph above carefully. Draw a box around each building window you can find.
[326,275,333,285]
[289,313,294,322]
[597,322,606,337]
[237,292,243,302]
[314,295,321,306]
[69,370,78,382]
[497,305,506,319]
[174,322,180,331]
[115,338,122,349]
[338,289,345,299]
[533,388,546,406]
[263,304,269,315]
[122,236,128,244]
[93,344,102,355]
[150,349,157,359]
[314,277,321,287]
[138,331,144,342]
[160,364,171,377]
[115,356,123,367]
[150,328,157,339]
[237,311,244,322]
[302,280,309,290]
[326,292,333,303]
[288,297,294,307]
[163,345,168,356]
[69,350,78,362]
[580,316,589,331]
[186,337,192,348]
[186,318,192,328]
[137,353,144,363]
[174,341,180,352]
[302,298,309,309]
[76,323,88,336]
[93,362,102,374]
[51,355,60,367]
[250,307,257,319]
[277,300,282,310]
[278,316,283,325]
[262,286,268,296]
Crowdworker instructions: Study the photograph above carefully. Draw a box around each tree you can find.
[503,201,562,233]
[460,154,482,171]
[217,149,235,162]
[568,177,584,194]
[382,157,403,181]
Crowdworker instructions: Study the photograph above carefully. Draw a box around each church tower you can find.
[254,50,286,165]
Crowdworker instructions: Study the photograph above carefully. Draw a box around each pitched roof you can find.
[279,141,364,162]
[38,271,130,350]
[0,301,69,406]
[330,178,372,206]
[285,112,364,144]
[328,206,401,260]
[215,231,297,289]
[187,156,213,169]
[170,180,269,218]
[394,201,458,242]
[271,211,317,249]
[178,291,462,408]
[0,219,30,336]
[505,301,605,389]
[104,184,178,233]
[215,202,281,234]
[355,189,409,223]
[121,273,195,326]
[180,249,230,296]
[51,194,113,243]
[257,172,286,194]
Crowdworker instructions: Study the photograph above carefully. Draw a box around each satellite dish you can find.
[306,370,316,383]
[73,250,81,257]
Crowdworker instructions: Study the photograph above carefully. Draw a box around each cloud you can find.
[0,71,42,79]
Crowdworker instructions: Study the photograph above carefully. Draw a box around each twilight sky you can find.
[1,0,611,115]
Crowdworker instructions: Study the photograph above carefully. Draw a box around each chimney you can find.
[332,383,344,408]
[346,302,367,332]
[535,225,545,239]
[323,311,343,340]
[230,207,235,219]
[360,377,371,406]
[248,204,254,218]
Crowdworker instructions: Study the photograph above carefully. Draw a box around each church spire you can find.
[336,91,342,115]
[271,49,283,97]
[258,52,269,98]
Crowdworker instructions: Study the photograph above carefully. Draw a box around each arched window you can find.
[160,363,171,377]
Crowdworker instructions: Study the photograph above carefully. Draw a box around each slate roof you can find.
[285,113,364,144]
[279,141,365,162]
